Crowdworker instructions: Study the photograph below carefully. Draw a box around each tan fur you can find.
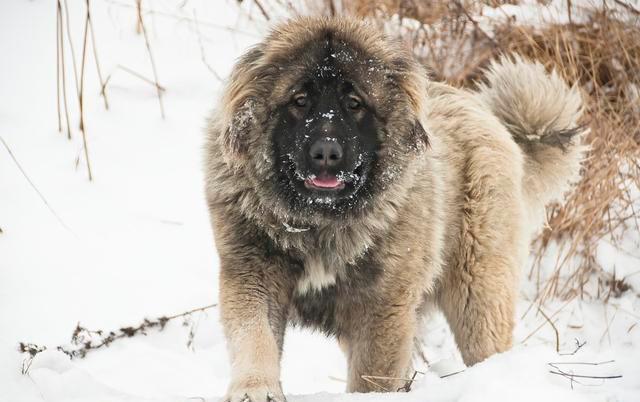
[204,17,586,402]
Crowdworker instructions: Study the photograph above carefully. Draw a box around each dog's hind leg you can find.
[438,252,518,365]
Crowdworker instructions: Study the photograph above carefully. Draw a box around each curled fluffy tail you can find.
[476,55,588,226]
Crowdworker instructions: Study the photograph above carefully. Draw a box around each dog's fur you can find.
[204,17,585,402]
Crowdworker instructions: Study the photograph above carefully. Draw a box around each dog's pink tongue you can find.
[310,176,342,188]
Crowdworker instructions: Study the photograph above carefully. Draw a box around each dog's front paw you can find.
[223,377,285,402]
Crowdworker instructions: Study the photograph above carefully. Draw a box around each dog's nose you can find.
[309,138,343,167]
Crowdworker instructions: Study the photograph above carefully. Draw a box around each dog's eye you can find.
[293,94,307,107]
[346,96,362,111]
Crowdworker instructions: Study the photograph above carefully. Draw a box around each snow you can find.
[1,1,639,402]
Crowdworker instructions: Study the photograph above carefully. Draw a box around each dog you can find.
[204,16,585,402]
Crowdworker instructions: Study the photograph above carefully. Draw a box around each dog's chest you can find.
[290,251,383,334]
[295,253,338,295]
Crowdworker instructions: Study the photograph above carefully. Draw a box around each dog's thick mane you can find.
[205,17,436,267]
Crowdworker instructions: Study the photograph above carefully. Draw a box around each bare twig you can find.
[79,0,93,181]
[614,0,640,15]
[548,360,621,389]
[253,0,271,21]
[360,375,390,392]
[62,0,81,97]
[136,0,165,118]
[559,338,586,355]
[549,360,614,366]
[538,307,560,353]
[107,64,167,92]
[56,2,62,133]
[398,370,420,392]
[86,0,109,109]
[521,297,575,344]
[105,0,260,37]
[18,303,217,368]
[193,10,223,81]
[549,370,622,380]
[0,136,72,232]
[440,369,466,379]
[57,1,72,139]
[452,0,499,48]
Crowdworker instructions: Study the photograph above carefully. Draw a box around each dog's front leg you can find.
[220,255,291,402]
[345,303,417,393]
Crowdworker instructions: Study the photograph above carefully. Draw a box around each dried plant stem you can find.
[538,307,560,353]
[193,10,223,81]
[117,65,167,91]
[79,0,93,181]
[56,2,62,133]
[614,0,640,15]
[18,303,217,366]
[452,0,498,48]
[57,0,72,139]
[100,65,168,103]
[86,0,109,110]
[0,136,71,232]
[521,296,575,344]
[360,375,390,392]
[62,0,81,97]
[136,0,165,119]
[548,371,622,379]
[253,0,271,20]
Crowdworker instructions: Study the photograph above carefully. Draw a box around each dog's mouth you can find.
[304,174,346,191]
[299,160,366,195]
[277,151,370,207]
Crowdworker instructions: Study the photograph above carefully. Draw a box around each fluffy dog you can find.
[204,16,585,402]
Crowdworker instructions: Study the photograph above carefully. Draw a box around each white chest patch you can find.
[296,253,336,294]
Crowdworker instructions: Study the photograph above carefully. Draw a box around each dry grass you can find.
[263,0,640,302]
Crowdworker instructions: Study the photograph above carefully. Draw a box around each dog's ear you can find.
[222,97,257,157]
[216,46,270,159]
[410,119,430,152]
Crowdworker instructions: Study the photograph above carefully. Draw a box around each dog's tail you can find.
[476,55,588,226]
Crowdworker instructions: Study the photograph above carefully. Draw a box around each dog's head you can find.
[214,17,430,222]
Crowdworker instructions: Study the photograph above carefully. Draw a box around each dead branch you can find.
[398,370,420,392]
[440,369,466,379]
[105,0,260,37]
[549,370,622,380]
[253,0,271,20]
[0,136,72,233]
[17,303,217,370]
[102,64,167,94]
[559,338,586,356]
[86,0,109,109]
[452,0,499,48]
[538,307,560,353]
[79,0,94,181]
[193,10,223,82]
[56,3,62,133]
[614,0,640,15]
[57,1,72,139]
[62,0,81,97]
[135,0,165,119]
[548,360,621,389]
[548,370,622,380]
[360,375,390,392]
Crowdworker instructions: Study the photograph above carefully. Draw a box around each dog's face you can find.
[219,20,429,221]
[271,59,382,211]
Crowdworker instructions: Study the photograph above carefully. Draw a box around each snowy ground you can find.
[1,1,639,401]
